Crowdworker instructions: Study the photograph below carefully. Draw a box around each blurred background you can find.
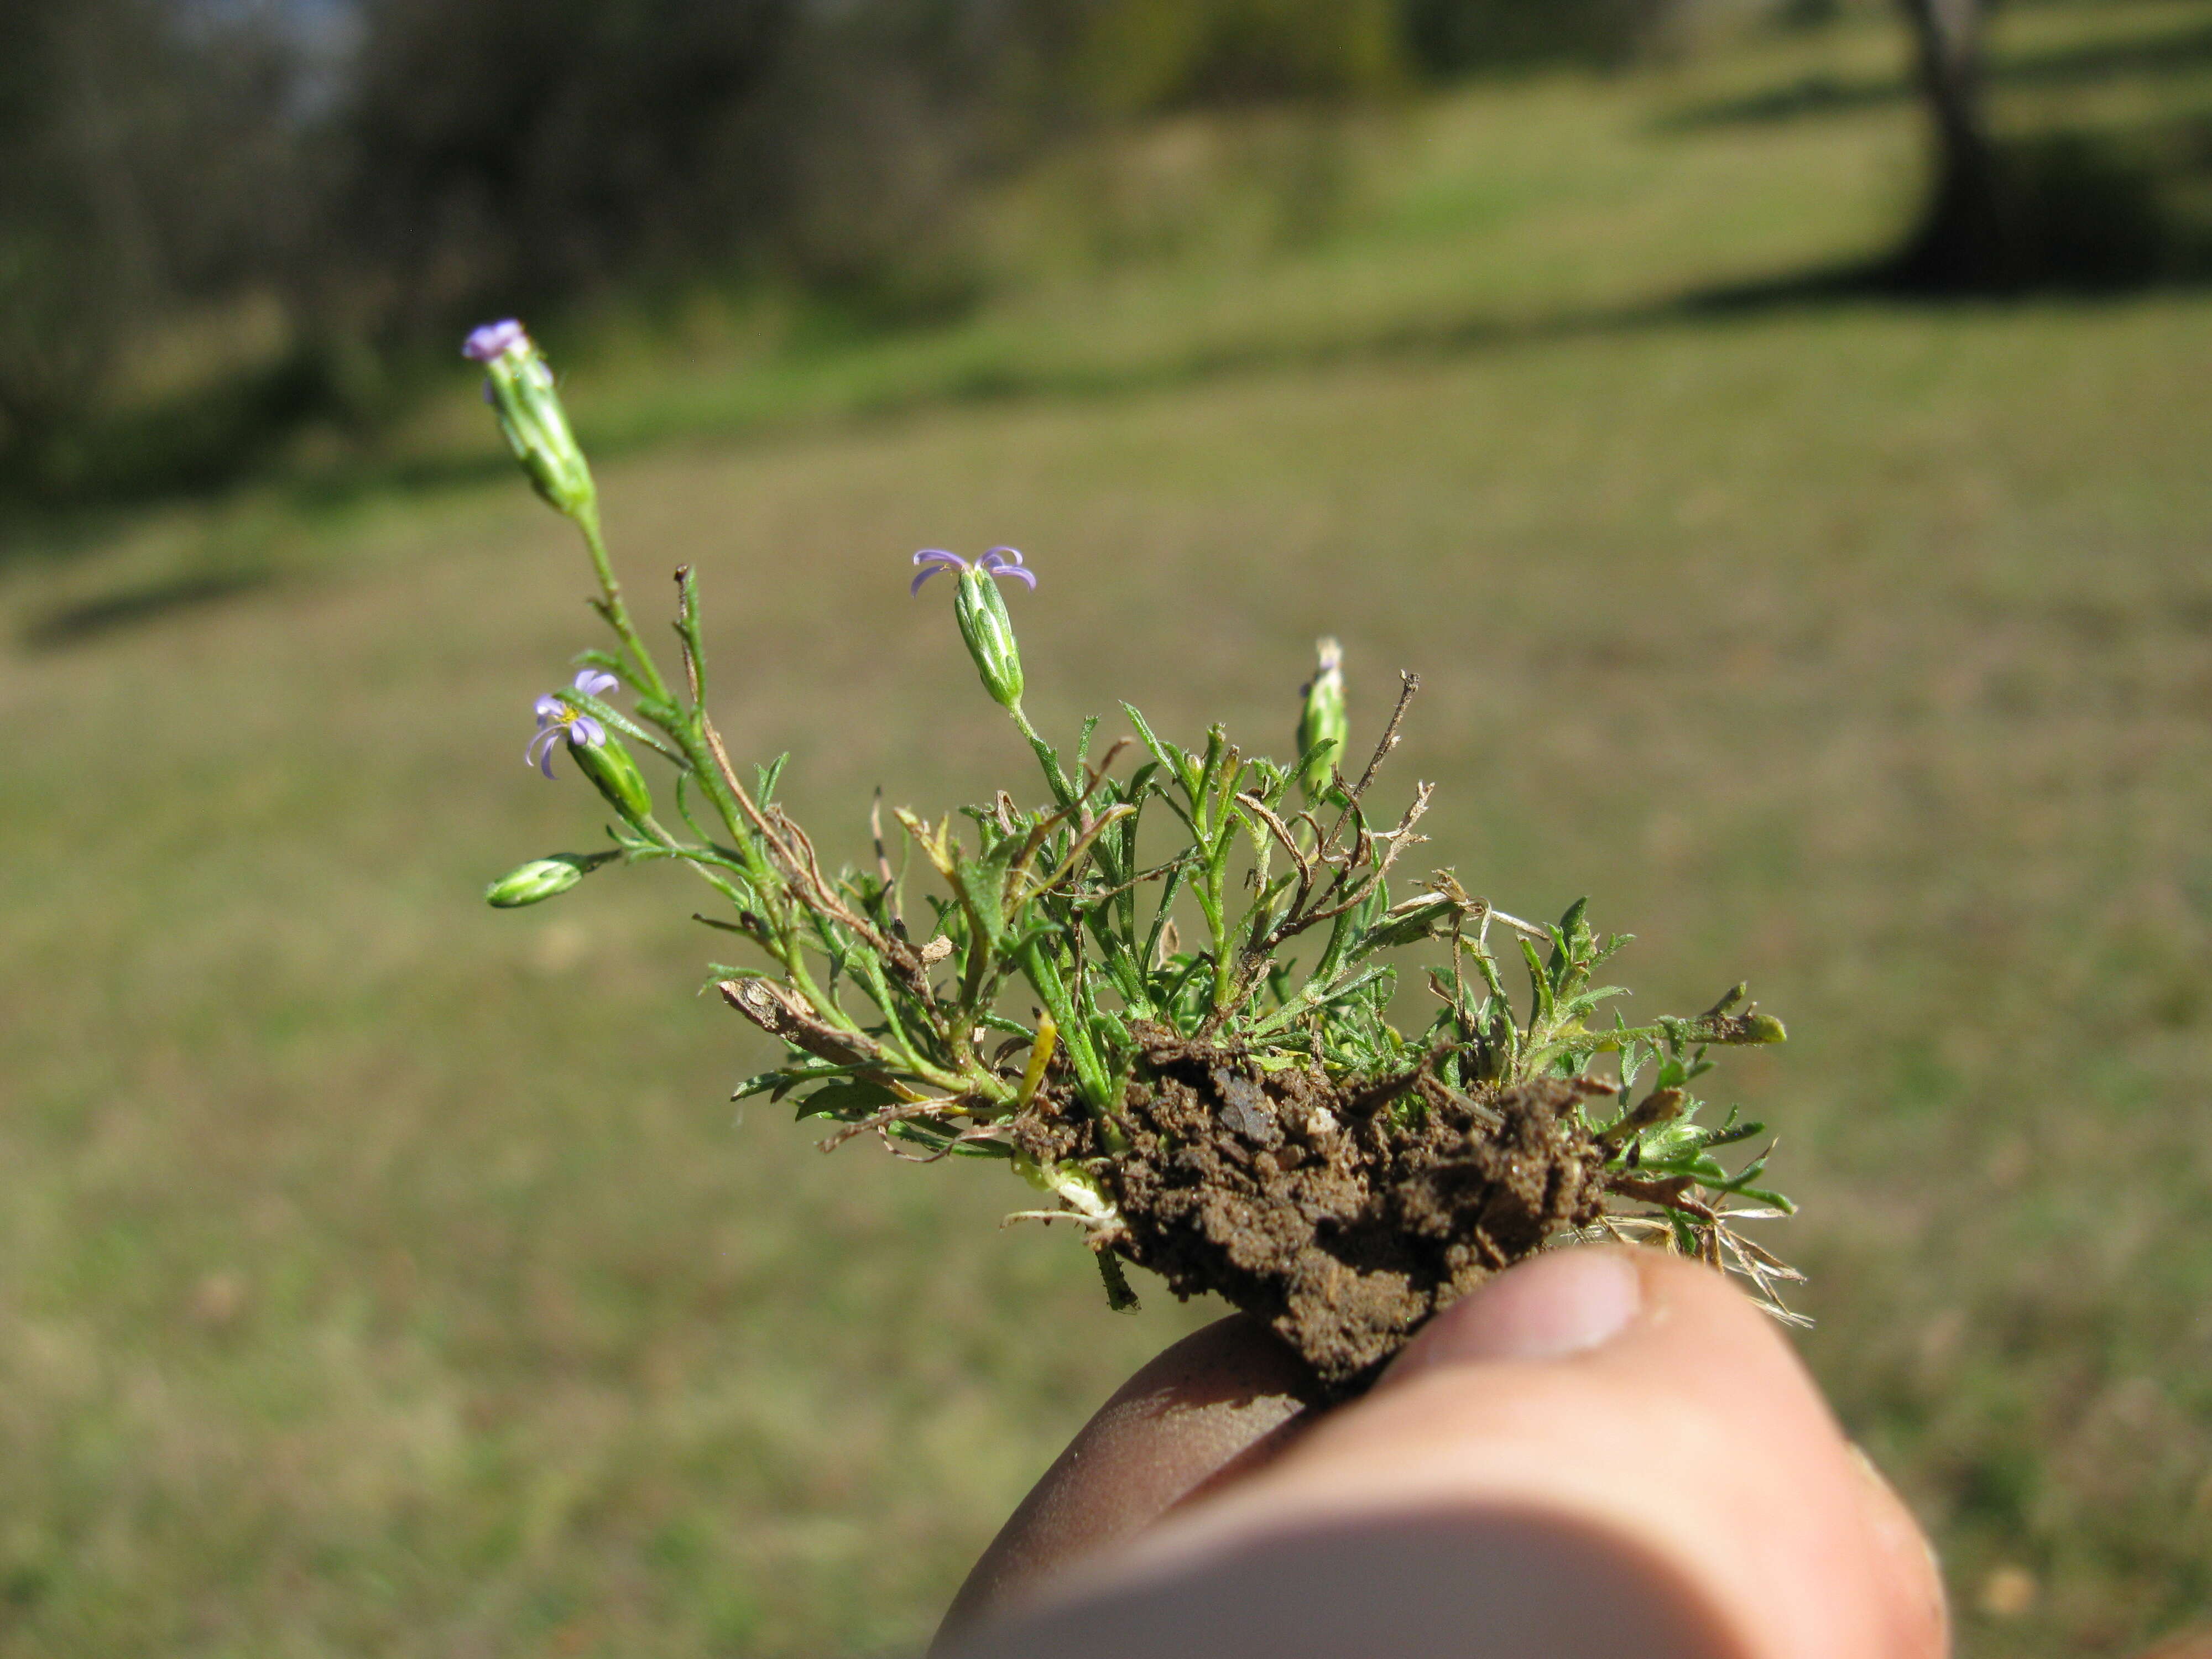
[2,0,2209,1652]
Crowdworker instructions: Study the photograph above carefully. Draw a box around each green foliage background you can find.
[0,0,1709,495]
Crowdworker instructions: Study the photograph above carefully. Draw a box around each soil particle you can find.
[1048,1021,1609,1392]
[1211,1066,1282,1147]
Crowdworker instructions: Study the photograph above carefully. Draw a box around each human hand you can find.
[932,1248,1948,1659]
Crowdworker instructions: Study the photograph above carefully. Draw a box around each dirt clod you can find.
[1026,1021,1609,1392]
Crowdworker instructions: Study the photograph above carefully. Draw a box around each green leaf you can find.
[1557,985,1632,1024]
[794,1080,898,1122]
[1521,935,1554,1025]
[732,1069,797,1102]
[1730,1185,1796,1213]
[1698,1117,1766,1150]
[1120,703,1184,782]
[1353,894,1459,958]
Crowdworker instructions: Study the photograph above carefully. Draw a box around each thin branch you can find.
[1324,671,1420,846]
[815,1095,970,1152]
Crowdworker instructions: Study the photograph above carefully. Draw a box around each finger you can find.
[1359,1248,1947,1659]
[946,1248,1949,1659]
[931,1313,1322,1647]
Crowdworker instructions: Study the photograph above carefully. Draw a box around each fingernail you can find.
[1383,1250,1643,1385]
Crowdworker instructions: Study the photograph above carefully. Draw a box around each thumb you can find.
[947,1248,1948,1659]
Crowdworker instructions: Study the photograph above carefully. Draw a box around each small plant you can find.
[468,321,1804,1390]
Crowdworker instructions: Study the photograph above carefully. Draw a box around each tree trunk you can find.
[1893,0,2008,288]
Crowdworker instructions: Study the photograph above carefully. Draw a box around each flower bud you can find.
[1296,637,1347,801]
[465,321,595,520]
[955,565,1025,711]
[1739,1013,1787,1045]
[484,853,608,909]
[570,730,654,827]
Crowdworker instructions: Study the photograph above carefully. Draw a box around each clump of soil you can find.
[1018,1021,1609,1392]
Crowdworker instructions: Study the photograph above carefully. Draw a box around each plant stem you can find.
[574,505,672,705]
[1015,935,1113,1113]
[1010,704,1077,810]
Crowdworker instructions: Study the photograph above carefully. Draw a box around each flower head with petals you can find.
[526,669,617,777]
[910,546,1037,596]
[463,319,529,363]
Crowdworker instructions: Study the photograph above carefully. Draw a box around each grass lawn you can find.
[5,4,2212,1654]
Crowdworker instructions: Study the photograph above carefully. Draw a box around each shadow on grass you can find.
[20,567,277,651]
[9,119,2212,586]
[1657,70,1897,131]
[3,352,336,509]
[1888,122,2212,293]
[6,238,2200,593]
[0,339,533,573]
[2000,13,2212,91]
[0,445,523,580]
[1661,12,2212,131]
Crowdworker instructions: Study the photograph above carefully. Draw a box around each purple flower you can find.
[526,670,617,777]
[910,546,1037,596]
[463,320,529,363]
